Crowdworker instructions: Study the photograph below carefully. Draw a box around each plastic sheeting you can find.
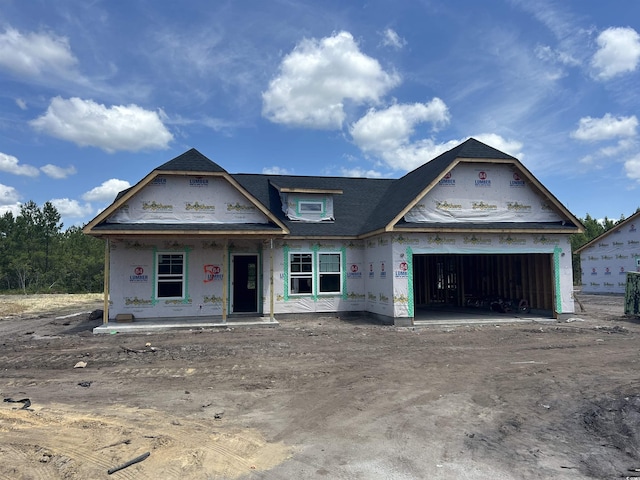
[404,164,563,223]
[107,176,269,224]
[281,193,334,222]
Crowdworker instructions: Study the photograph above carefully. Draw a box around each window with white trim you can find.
[280,193,334,222]
[289,253,313,294]
[288,252,342,295]
[157,253,184,298]
[318,253,341,293]
[298,200,324,214]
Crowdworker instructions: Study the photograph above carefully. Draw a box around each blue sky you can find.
[1,0,639,228]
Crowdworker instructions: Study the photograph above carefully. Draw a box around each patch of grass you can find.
[0,301,28,317]
[0,293,103,319]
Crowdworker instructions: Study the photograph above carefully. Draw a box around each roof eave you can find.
[84,169,290,236]
[86,228,288,237]
[392,226,581,234]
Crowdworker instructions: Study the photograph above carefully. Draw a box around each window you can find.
[281,194,334,221]
[319,253,341,293]
[290,253,313,294]
[289,252,342,295]
[157,253,184,298]
[298,200,324,214]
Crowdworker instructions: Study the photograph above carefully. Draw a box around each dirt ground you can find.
[0,293,639,479]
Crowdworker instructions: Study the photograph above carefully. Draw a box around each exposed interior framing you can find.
[413,253,554,313]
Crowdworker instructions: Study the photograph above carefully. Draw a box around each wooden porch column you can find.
[222,239,228,322]
[269,238,275,322]
[102,238,110,325]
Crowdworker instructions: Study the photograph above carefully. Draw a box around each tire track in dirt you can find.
[0,402,291,479]
[0,444,51,480]
[0,410,144,479]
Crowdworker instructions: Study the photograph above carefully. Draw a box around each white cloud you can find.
[591,27,640,80]
[571,113,638,142]
[598,138,636,157]
[381,28,406,50]
[15,98,27,110]
[0,27,78,78]
[579,138,638,166]
[82,178,131,202]
[262,166,292,175]
[473,133,524,158]
[0,203,21,216]
[40,164,77,179]
[262,31,401,129]
[625,153,640,182]
[572,113,639,167]
[384,139,460,171]
[30,97,173,153]
[349,99,451,170]
[0,183,21,205]
[0,152,39,177]
[167,113,240,133]
[349,102,522,171]
[339,167,383,178]
[50,198,94,218]
[534,44,580,67]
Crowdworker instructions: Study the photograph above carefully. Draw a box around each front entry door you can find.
[232,255,258,313]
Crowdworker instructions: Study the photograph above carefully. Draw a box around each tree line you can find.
[0,201,104,293]
[0,201,635,294]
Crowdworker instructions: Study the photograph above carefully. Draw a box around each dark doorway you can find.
[412,253,554,314]
[232,255,258,313]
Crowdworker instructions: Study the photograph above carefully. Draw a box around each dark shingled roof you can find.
[87,138,581,237]
[232,174,393,237]
[156,148,227,173]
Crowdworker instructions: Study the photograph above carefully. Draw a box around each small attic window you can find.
[280,193,334,222]
[298,200,325,215]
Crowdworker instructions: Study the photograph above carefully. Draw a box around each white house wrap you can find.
[405,164,564,223]
[577,211,640,294]
[107,176,269,224]
[84,139,584,327]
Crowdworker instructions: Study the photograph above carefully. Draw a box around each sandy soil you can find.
[0,293,638,479]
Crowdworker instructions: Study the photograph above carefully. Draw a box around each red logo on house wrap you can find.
[513,173,521,181]
[130,266,148,282]
[399,262,408,271]
[439,171,455,186]
[204,264,222,282]
[475,171,491,186]
[348,264,362,278]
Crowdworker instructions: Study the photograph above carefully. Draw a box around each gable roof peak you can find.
[453,137,517,161]
[156,148,227,173]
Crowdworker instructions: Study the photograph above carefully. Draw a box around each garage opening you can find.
[413,253,554,315]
